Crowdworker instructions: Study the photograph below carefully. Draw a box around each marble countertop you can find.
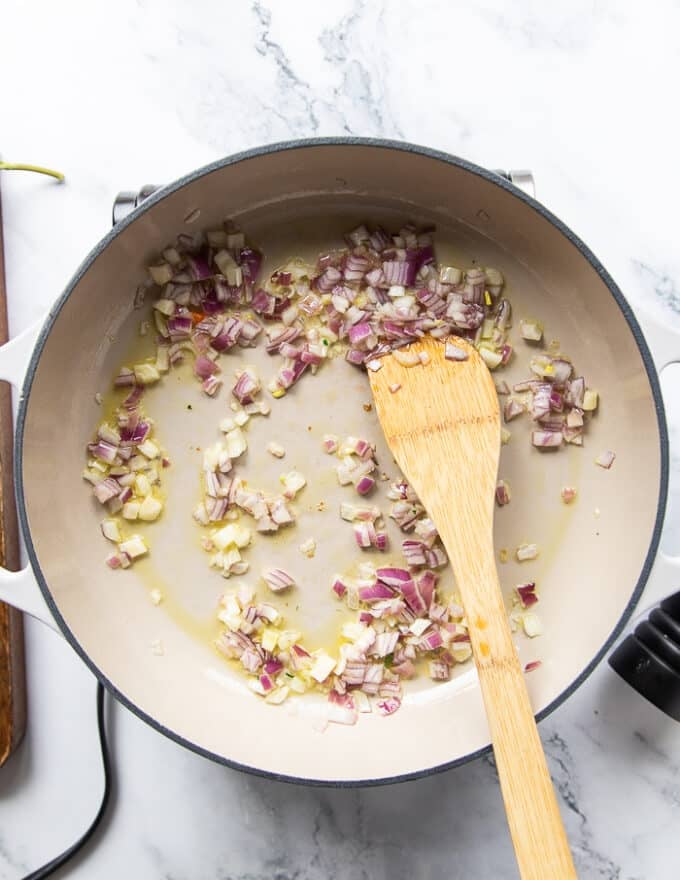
[2,1,680,877]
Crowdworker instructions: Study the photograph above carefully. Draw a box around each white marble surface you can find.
[2,1,680,877]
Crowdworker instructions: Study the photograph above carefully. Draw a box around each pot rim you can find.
[14,137,669,787]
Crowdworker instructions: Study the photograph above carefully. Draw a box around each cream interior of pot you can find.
[19,145,661,782]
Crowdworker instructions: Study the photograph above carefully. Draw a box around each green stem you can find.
[0,161,64,182]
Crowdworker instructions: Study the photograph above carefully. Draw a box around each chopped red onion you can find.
[429,659,451,681]
[444,341,469,362]
[202,375,222,396]
[516,543,539,562]
[376,697,401,716]
[358,582,394,602]
[93,478,120,504]
[504,397,526,422]
[232,368,261,405]
[595,450,615,469]
[262,568,295,593]
[328,690,358,725]
[532,430,563,448]
[354,475,376,496]
[382,260,416,287]
[332,578,348,598]
[495,479,511,506]
[194,354,220,380]
[516,582,538,608]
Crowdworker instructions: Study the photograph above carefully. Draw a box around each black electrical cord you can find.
[21,683,111,879]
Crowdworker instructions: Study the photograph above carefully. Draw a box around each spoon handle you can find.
[439,527,577,879]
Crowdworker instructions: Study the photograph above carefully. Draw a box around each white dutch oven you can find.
[0,139,678,785]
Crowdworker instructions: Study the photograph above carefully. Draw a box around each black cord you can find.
[22,683,112,880]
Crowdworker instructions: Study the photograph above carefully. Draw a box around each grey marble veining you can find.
[1,0,680,878]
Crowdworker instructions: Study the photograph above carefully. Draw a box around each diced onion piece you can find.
[595,450,615,469]
[393,348,420,367]
[310,652,336,683]
[262,568,295,593]
[100,519,121,542]
[515,582,538,608]
[444,342,468,362]
[376,697,401,716]
[429,660,451,681]
[261,628,279,652]
[133,363,160,385]
[582,389,599,412]
[478,347,502,369]
[147,263,173,286]
[139,495,163,522]
[409,618,431,637]
[504,397,525,422]
[354,475,376,496]
[327,691,358,725]
[280,470,306,498]
[340,502,380,522]
[532,430,563,448]
[389,383,401,393]
[122,502,140,520]
[353,691,372,713]
[226,231,245,249]
[119,535,147,559]
[366,359,383,372]
[265,686,290,705]
[451,640,472,663]
[224,427,247,459]
[322,434,339,454]
[524,660,542,673]
[232,367,261,405]
[521,611,543,638]
[135,474,151,496]
[153,298,176,316]
[266,441,286,458]
[202,375,222,396]
[213,523,251,551]
[561,486,577,504]
[299,537,316,558]
[214,248,236,276]
[495,479,511,507]
[520,319,543,342]
[150,588,163,606]
[137,439,160,459]
[516,543,539,562]
[567,409,584,428]
[440,265,462,285]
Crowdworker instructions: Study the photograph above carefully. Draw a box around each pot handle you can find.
[0,319,60,630]
[634,551,680,614]
[638,309,680,372]
[628,307,680,607]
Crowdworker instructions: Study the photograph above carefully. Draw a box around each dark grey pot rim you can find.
[14,137,669,788]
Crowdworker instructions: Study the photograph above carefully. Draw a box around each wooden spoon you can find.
[369,335,576,880]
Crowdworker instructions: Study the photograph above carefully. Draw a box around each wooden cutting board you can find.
[0,180,26,766]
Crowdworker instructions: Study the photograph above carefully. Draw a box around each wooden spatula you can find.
[369,335,576,880]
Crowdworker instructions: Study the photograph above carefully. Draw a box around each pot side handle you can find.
[634,551,680,616]
[637,307,680,607]
[0,320,60,630]
[638,308,680,373]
